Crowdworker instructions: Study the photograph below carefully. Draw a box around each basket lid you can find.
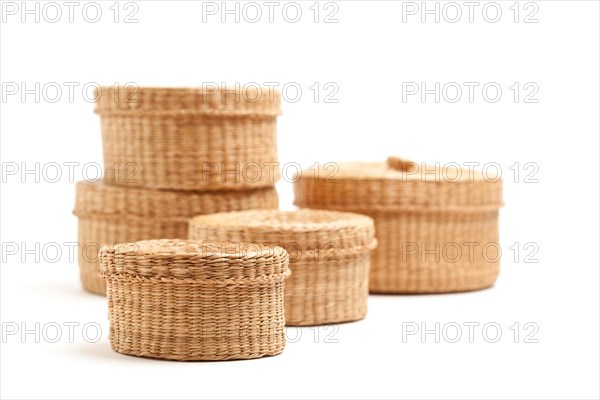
[189,209,376,256]
[72,181,277,220]
[293,157,503,213]
[94,86,282,117]
[98,239,290,284]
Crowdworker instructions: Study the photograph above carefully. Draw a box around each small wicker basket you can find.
[293,157,504,294]
[99,239,290,361]
[95,86,282,191]
[73,180,278,295]
[189,209,376,326]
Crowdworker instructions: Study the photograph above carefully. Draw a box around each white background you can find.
[1,1,599,399]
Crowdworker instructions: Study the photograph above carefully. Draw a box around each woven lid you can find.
[94,86,281,117]
[293,157,503,213]
[98,239,290,284]
[72,181,278,220]
[189,209,376,260]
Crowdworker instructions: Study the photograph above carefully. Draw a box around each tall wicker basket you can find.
[73,181,278,295]
[293,157,503,293]
[189,209,376,326]
[99,239,290,361]
[95,86,282,191]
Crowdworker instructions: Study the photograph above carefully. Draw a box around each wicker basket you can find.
[293,157,504,294]
[99,239,290,361]
[95,86,282,191]
[189,209,376,326]
[73,180,278,295]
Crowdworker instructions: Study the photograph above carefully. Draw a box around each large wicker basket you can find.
[95,86,281,191]
[293,157,504,293]
[99,239,290,361]
[73,180,278,295]
[189,209,376,326]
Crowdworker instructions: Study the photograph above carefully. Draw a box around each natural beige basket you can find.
[293,157,504,293]
[189,209,376,326]
[95,86,282,191]
[73,180,278,295]
[99,239,290,361]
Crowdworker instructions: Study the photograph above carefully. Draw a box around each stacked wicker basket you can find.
[74,86,282,295]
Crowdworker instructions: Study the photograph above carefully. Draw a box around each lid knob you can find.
[387,156,418,172]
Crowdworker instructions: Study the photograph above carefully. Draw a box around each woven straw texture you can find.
[189,209,376,326]
[95,86,282,191]
[73,180,278,295]
[99,239,290,361]
[293,158,503,293]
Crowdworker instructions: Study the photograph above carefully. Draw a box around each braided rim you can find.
[94,86,282,117]
[293,160,503,212]
[99,239,290,285]
[72,181,278,219]
[189,209,376,254]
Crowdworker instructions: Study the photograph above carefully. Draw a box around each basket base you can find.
[285,312,367,327]
[369,281,496,295]
[80,272,106,295]
[110,344,285,362]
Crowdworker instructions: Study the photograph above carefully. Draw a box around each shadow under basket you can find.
[189,209,376,326]
[99,239,291,361]
[73,180,279,295]
[293,157,504,294]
